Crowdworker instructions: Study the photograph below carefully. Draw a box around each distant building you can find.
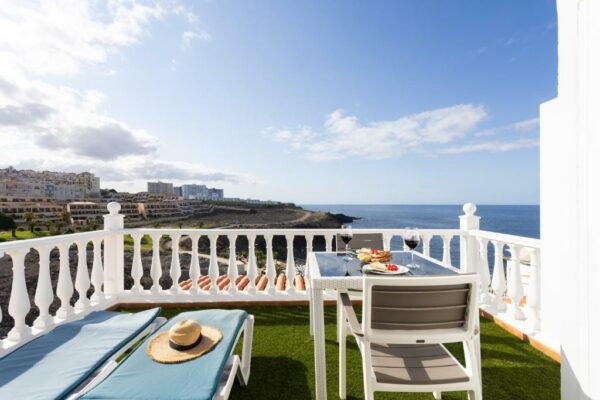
[67,202,141,224]
[0,166,100,200]
[173,186,183,197]
[147,181,174,195]
[181,184,208,199]
[0,200,63,224]
[208,188,224,201]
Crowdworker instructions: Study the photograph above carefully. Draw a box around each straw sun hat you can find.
[147,320,223,364]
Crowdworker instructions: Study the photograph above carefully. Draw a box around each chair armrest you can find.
[340,293,363,337]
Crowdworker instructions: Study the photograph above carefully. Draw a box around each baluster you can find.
[90,238,104,302]
[265,234,276,294]
[325,234,334,252]
[56,242,74,319]
[74,240,91,310]
[150,233,162,294]
[525,247,541,332]
[477,238,492,305]
[490,241,507,312]
[246,234,258,294]
[506,244,525,320]
[7,248,31,341]
[130,234,143,293]
[442,235,452,265]
[169,234,182,294]
[285,234,296,293]
[33,245,53,329]
[208,233,219,294]
[306,234,314,254]
[402,230,409,251]
[227,234,238,295]
[189,234,201,294]
[421,234,432,257]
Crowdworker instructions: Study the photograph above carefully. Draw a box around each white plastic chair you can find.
[339,274,482,400]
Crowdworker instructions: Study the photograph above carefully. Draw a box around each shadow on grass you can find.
[229,356,311,400]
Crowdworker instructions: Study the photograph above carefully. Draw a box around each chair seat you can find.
[370,343,469,385]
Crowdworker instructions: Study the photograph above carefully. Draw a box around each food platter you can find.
[362,263,410,275]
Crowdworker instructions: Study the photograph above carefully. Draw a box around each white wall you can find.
[541,1,600,398]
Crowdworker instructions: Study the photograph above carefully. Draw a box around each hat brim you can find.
[146,325,223,364]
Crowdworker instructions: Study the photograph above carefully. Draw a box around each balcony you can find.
[0,202,557,399]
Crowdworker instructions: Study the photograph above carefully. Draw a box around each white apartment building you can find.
[67,202,141,224]
[181,184,208,199]
[0,167,100,200]
[147,181,174,195]
[0,201,63,224]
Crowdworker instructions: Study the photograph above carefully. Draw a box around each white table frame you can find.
[307,250,476,400]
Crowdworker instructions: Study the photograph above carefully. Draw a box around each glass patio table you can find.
[306,251,462,400]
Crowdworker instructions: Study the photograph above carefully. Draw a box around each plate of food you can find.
[362,262,409,275]
[351,248,392,264]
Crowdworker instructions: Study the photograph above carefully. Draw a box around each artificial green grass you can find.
[126,306,559,399]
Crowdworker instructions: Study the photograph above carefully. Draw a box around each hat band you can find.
[168,333,203,351]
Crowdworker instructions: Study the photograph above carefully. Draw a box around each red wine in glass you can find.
[404,239,419,250]
[404,228,420,268]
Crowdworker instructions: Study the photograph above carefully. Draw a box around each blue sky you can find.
[0,1,556,204]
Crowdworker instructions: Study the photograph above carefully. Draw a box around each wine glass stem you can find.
[345,244,349,257]
[411,251,414,267]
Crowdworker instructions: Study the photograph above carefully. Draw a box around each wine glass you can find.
[404,227,420,268]
[340,224,353,261]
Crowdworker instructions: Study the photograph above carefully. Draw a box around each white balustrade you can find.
[74,240,91,310]
[421,234,432,257]
[285,234,296,293]
[525,247,541,332]
[325,234,334,252]
[56,243,74,319]
[33,245,53,329]
[190,234,201,294]
[265,234,276,294]
[208,234,219,295]
[150,233,162,294]
[130,234,144,293]
[477,237,492,305]
[90,238,104,302]
[442,235,452,265]
[169,234,182,294]
[246,234,258,294]
[490,240,507,312]
[7,248,30,341]
[227,234,238,295]
[506,244,526,320]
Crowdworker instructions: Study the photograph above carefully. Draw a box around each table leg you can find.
[312,288,327,400]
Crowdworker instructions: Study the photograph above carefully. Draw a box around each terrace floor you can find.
[120,305,560,400]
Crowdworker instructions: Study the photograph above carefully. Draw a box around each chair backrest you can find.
[336,233,384,251]
[362,274,479,344]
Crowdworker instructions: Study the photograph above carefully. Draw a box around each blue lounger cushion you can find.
[0,307,161,400]
[81,309,248,400]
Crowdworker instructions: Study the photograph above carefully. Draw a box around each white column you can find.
[102,202,124,296]
[208,233,219,295]
[33,245,53,329]
[74,240,91,310]
[246,234,257,294]
[421,234,432,257]
[56,242,74,319]
[525,247,541,332]
[90,238,104,302]
[441,235,452,265]
[130,233,143,293]
[490,240,507,312]
[459,203,481,273]
[325,233,334,252]
[285,234,296,293]
[506,244,525,320]
[476,237,492,306]
[7,248,31,341]
[150,233,162,294]
[189,234,201,294]
[265,234,276,294]
[382,233,392,251]
[169,233,182,294]
[227,234,238,295]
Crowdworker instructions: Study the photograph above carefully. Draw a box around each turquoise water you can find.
[302,204,539,262]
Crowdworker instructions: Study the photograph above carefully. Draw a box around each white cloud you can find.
[0,1,245,187]
[269,106,539,160]
[268,105,489,161]
[181,30,211,48]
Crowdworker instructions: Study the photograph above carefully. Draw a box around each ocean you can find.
[302,205,539,263]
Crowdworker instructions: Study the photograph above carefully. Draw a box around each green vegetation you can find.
[0,213,17,237]
[120,305,560,400]
[22,212,37,232]
[0,229,52,241]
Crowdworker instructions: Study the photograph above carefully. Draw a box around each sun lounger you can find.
[0,307,163,400]
[79,309,253,400]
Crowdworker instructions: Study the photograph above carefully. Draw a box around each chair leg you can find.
[433,391,442,399]
[236,315,254,386]
[361,351,374,400]
[336,293,343,343]
[338,318,346,399]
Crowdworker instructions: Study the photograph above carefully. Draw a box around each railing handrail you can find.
[123,228,465,236]
[469,229,540,248]
[0,230,111,254]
